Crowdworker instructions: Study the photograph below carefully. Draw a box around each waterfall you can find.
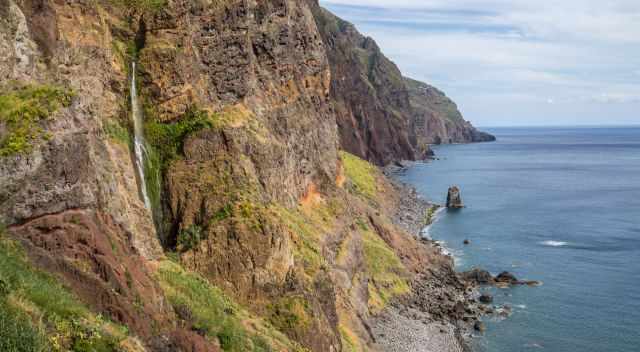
[131,62,152,209]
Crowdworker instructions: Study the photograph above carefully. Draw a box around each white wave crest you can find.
[540,240,569,247]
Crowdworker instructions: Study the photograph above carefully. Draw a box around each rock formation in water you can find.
[0,1,483,351]
[446,186,464,208]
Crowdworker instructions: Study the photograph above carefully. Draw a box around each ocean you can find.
[396,127,640,352]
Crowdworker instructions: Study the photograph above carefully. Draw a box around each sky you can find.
[320,0,640,127]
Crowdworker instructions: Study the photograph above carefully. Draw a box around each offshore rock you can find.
[446,186,464,208]
[461,268,494,285]
[479,293,493,304]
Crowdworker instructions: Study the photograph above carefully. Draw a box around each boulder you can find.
[479,293,493,304]
[495,271,519,284]
[461,268,494,285]
[446,186,464,208]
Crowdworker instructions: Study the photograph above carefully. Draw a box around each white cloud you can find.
[320,0,640,125]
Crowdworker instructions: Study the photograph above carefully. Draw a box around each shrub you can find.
[176,224,204,252]
[0,84,73,156]
[144,108,214,171]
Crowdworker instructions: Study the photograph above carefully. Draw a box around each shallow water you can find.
[397,127,640,352]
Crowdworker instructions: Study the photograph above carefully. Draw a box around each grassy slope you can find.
[155,260,307,352]
[0,231,132,352]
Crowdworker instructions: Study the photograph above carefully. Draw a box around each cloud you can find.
[588,93,640,104]
[320,1,640,125]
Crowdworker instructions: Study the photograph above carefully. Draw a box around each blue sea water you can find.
[396,127,640,352]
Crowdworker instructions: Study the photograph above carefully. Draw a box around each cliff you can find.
[308,2,417,165]
[309,2,494,165]
[404,77,496,150]
[1,1,478,351]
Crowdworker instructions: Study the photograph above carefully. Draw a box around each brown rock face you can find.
[308,1,418,165]
[446,186,464,208]
[405,77,495,151]
[141,0,338,207]
[308,2,494,165]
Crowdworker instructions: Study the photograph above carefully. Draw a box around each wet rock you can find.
[463,239,470,245]
[474,321,486,333]
[479,293,493,304]
[495,271,519,284]
[446,186,464,208]
[461,268,494,285]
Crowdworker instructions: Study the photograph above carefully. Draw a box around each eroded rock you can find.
[446,186,464,208]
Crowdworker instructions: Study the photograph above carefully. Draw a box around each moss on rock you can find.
[0,84,73,156]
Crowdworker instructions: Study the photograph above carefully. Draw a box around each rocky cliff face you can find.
[308,1,418,166]
[309,2,493,165]
[405,77,495,151]
[1,1,479,351]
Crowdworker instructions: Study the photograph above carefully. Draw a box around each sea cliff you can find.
[0,1,489,351]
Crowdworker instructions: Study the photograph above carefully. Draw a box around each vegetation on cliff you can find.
[156,260,305,352]
[362,228,410,313]
[0,231,130,352]
[0,84,73,156]
[339,151,379,201]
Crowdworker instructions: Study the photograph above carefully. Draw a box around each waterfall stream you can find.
[131,62,152,209]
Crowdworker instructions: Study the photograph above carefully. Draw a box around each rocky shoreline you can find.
[373,165,483,352]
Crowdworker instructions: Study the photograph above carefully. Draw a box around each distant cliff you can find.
[404,77,496,151]
[309,2,494,165]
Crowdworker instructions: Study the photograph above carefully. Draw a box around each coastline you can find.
[372,164,482,352]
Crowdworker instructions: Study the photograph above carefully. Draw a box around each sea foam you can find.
[540,240,569,247]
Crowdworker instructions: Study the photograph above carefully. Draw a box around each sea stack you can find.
[446,186,464,208]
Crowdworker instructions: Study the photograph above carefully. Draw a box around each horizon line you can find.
[477,124,640,129]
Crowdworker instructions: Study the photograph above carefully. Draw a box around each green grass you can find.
[0,300,47,352]
[0,84,73,156]
[267,296,312,335]
[110,0,166,12]
[338,325,360,352]
[361,230,409,313]
[156,261,277,352]
[143,108,215,172]
[339,151,379,201]
[425,205,440,226]
[0,232,127,351]
[104,119,131,147]
[273,206,325,280]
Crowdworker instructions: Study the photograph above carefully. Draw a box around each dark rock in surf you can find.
[495,272,519,284]
[479,293,493,304]
[461,268,494,285]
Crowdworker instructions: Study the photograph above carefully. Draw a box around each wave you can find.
[420,206,446,240]
[540,240,569,247]
[434,240,464,266]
